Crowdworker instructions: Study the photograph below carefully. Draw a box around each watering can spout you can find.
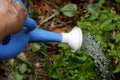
[61,27,83,52]
[29,27,83,52]
[29,28,62,43]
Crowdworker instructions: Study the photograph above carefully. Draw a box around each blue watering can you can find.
[0,0,83,60]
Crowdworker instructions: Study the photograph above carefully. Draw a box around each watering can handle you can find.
[0,0,37,60]
[14,0,36,32]
[0,17,37,60]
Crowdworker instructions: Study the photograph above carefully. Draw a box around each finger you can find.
[0,0,4,8]
[14,2,23,11]
[0,0,3,4]
[14,2,27,17]
[22,9,28,17]
[8,0,14,5]
[19,9,28,24]
[0,0,6,7]
[3,0,13,9]
[3,0,9,6]
[5,0,16,14]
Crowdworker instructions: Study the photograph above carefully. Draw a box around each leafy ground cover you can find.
[0,0,120,80]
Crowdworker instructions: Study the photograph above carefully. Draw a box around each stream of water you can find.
[81,33,112,80]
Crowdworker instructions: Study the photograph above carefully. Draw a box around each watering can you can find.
[0,0,83,60]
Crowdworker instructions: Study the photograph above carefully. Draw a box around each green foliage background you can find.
[48,0,120,80]
[0,0,120,80]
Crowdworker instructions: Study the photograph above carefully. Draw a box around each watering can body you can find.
[0,0,83,60]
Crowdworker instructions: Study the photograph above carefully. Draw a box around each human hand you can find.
[0,0,27,41]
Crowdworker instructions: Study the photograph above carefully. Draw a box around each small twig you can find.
[45,0,60,10]
[56,21,73,27]
[39,14,57,26]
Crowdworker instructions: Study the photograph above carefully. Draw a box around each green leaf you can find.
[76,55,87,62]
[103,24,116,31]
[87,72,96,79]
[108,13,120,21]
[61,3,77,17]
[117,50,120,58]
[116,21,120,28]
[100,18,112,29]
[97,0,105,7]
[32,43,41,52]
[11,72,24,80]
[100,14,108,21]
[89,13,99,20]
[19,63,27,74]
[86,3,94,13]
[116,32,120,42]
[116,0,120,3]
[113,63,120,73]
[77,21,92,29]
